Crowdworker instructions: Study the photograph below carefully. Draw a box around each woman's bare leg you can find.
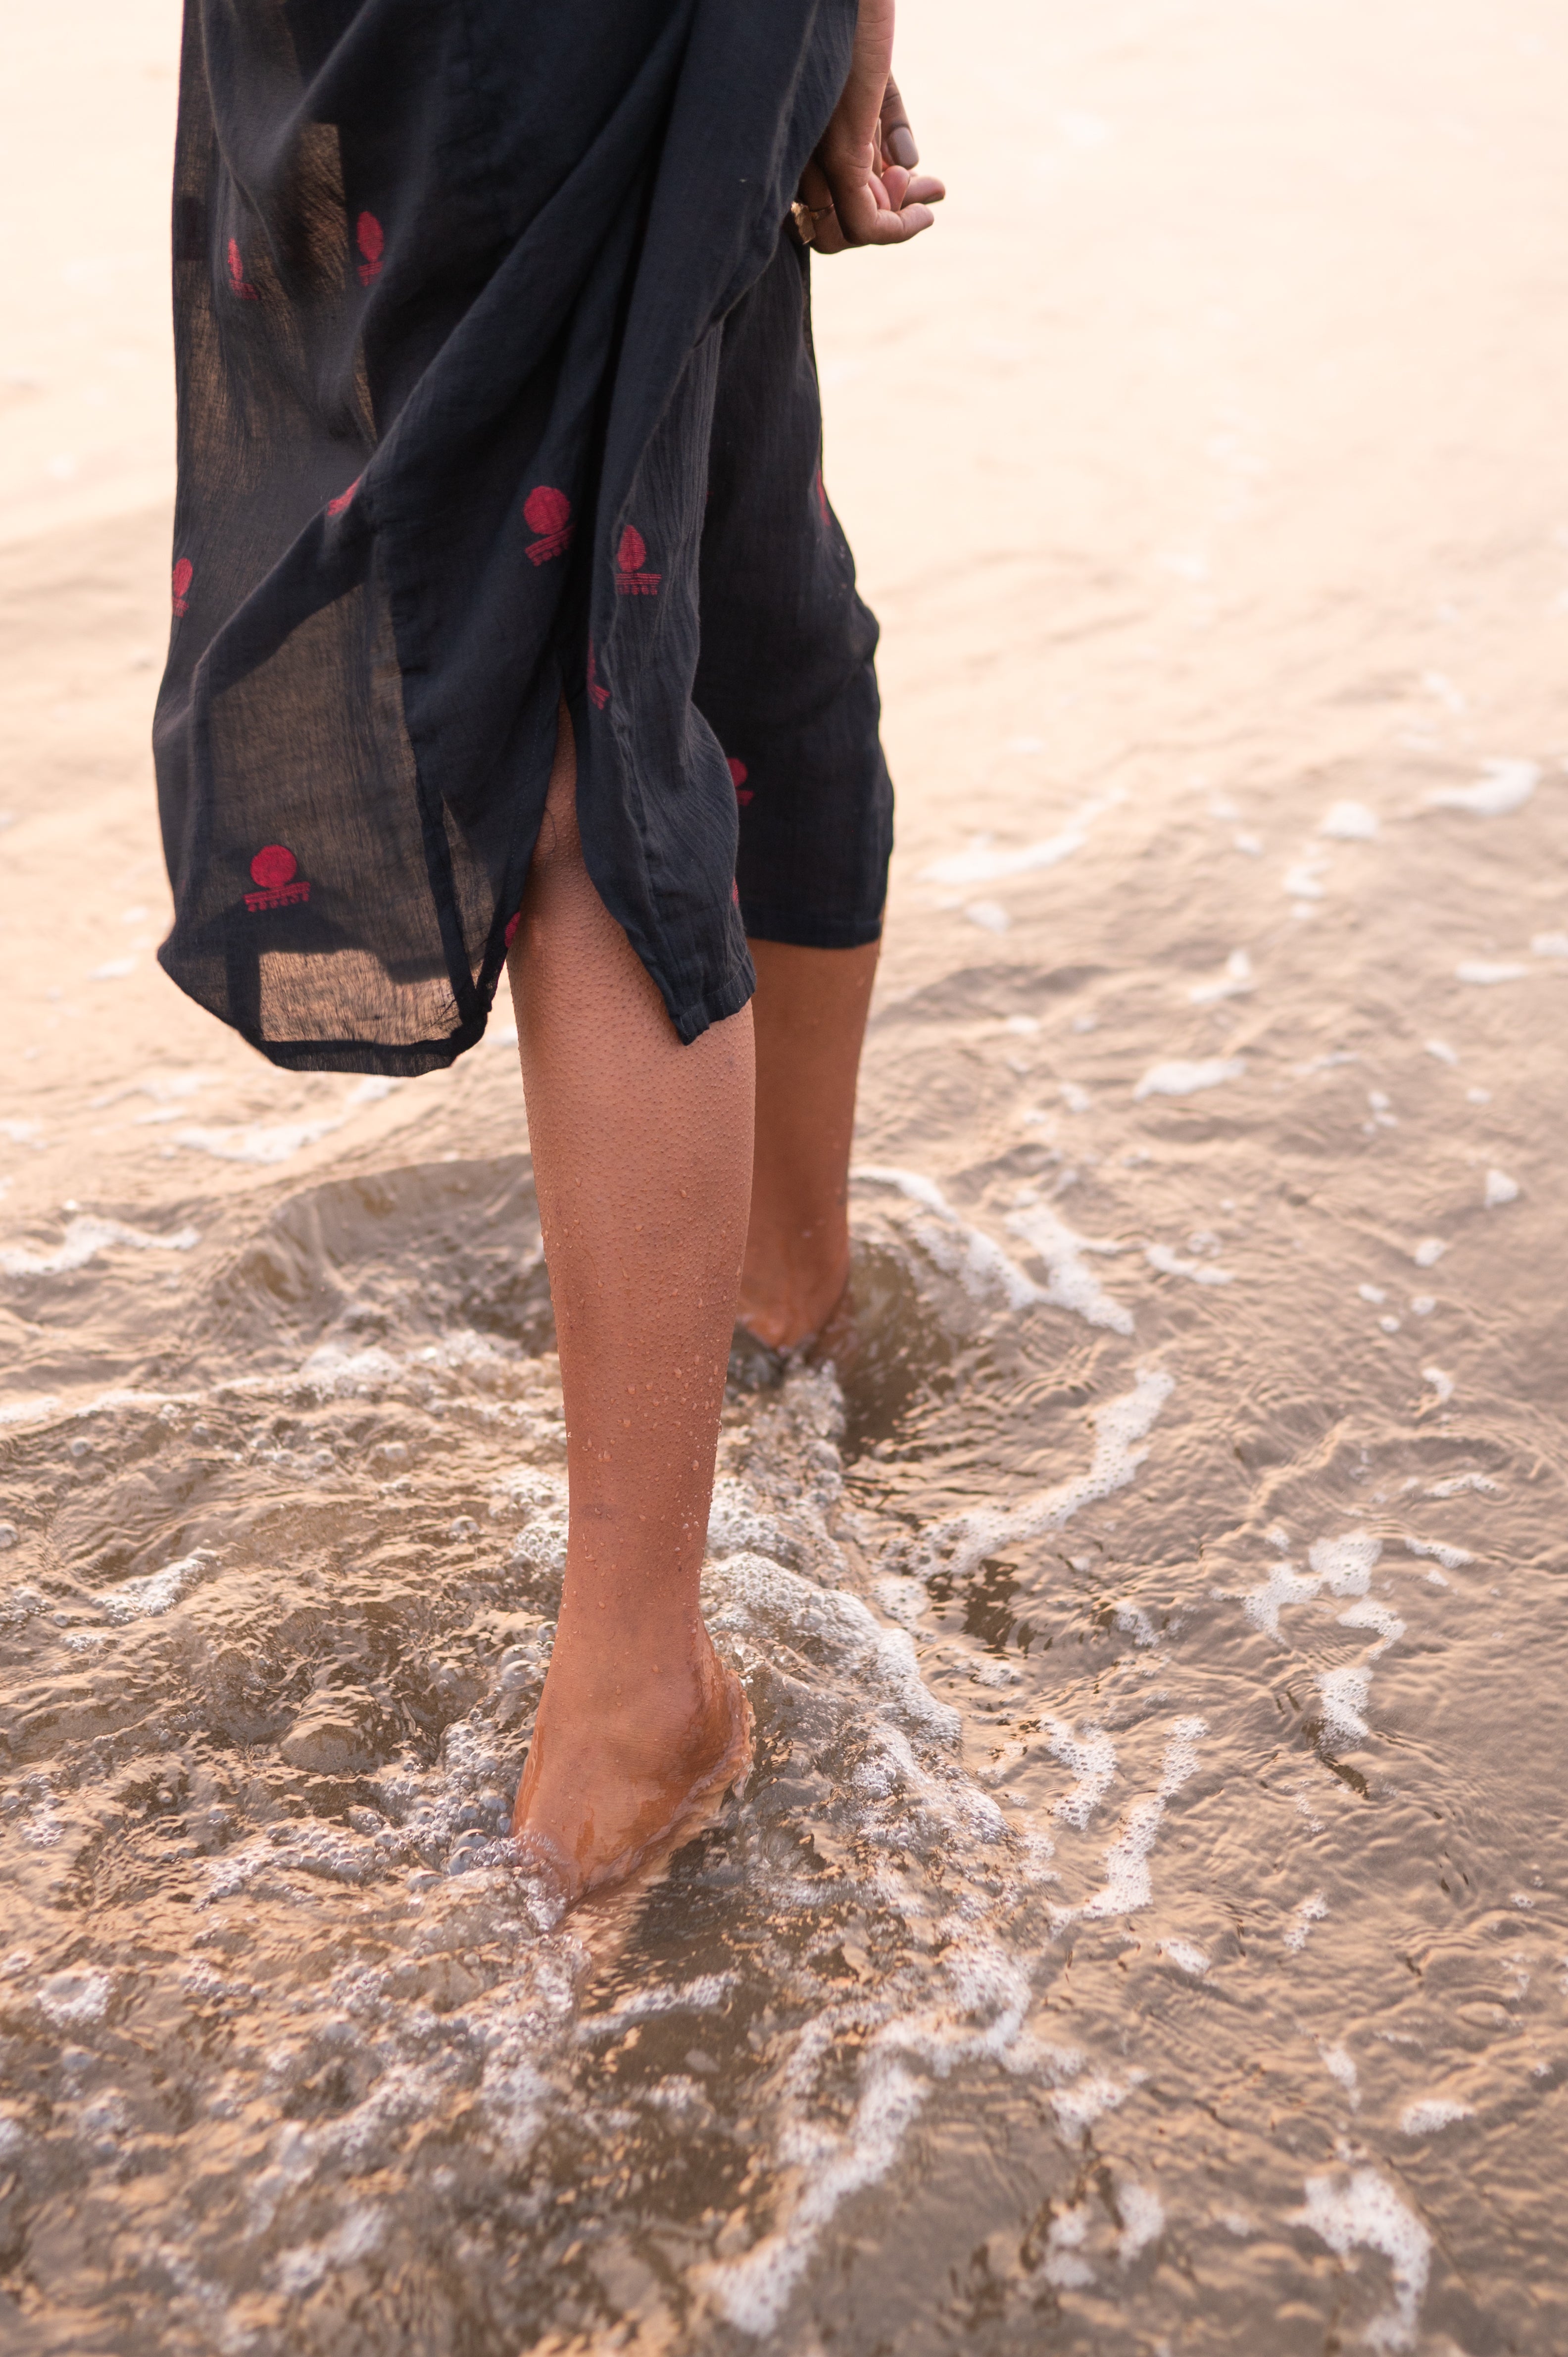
[736,938,880,1350]
[508,711,754,1892]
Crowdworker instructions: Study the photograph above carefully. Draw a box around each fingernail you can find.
[887,126,918,169]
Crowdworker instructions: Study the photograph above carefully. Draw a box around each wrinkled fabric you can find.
[155,0,882,1074]
[702,232,892,956]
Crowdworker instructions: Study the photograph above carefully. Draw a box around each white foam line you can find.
[699,2051,929,2332]
[90,1069,217,1112]
[917,794,1119,887]
[1144,1242,1233,1287]
[1399,2096,1472,2136]
[1060,1718,1207,1923]
[1188,948,1255,1005]
[1426,1471,1498,1498]
[0,1396,61,1428]
[1049,2069,1148,2144]
[1424,757,1538,817]
[1320,801,1380,840]
[852,1167,1040,1312]
[714,1554,963,1750]
[923,829,1085,887]
[1403,1535,1474,1571]
[99,1550,217,1624]
[1044,1721,1117,1828]
[1455,959,1528,985]
[1294,2170,1431,2350]
[1115,2179,1166,2263]
[1316,1664,1372,1744]
[908,1366,1174,1583]
[35,1968,114,2026]
[0,1216,199,1278]
[79,1388,197,1417]
[1320,2041,1360,2108]
[1335,1599,1404,1662]
[704,1919,1091,2332]
[576,1975,738,2043]
[177,1117,346,1165]
[1231,1532,1405,1746]
[1006,1201,1134,1333]
[1133,1057,1246,1102]
[1285,1892,1327,1953]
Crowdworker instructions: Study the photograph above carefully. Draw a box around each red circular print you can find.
[356,212,384,264]
[727,757,748,787]
[171,558,193,613]
[525,486,571,536]
[617,525,646,574]
[250,845,297,890]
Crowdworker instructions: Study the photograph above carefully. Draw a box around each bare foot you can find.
[511,1631,752,1907]
[735,1258,864,1375]
[735,1261,849,1353]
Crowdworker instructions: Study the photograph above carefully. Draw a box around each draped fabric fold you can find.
[155,0,858,1072]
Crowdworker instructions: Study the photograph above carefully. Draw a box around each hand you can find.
[796,0,945,253]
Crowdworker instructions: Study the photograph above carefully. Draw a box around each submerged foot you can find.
[735,1272,860,1377]
[510,1634,751,1908]
[735,1254,855,1357]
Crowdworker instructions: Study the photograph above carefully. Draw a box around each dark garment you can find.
[155,0,892,1076]
[704,234,892,955]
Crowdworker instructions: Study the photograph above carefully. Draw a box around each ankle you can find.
[737,1237,849,1350]
[541,1611,716,1721]
[526,1636,733,1806]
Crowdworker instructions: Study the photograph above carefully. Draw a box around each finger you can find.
[828,0,896,187]
[795,157,848,254]
[816,151,882,248]
[905,172,946,206]
[798,156,833,211]
[856,200,937,248]
[880,73,919,172]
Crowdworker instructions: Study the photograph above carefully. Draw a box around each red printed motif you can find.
[171,558,193,617]
[245,844,311,912]
[504,910,522,950]
[815,465,831,529]
[356,213,384,286]
[728,757,752,806]
[614,524,661,596]
[327,477,361,518]
[227,239,258,301]
[586,639,610,710]
[524,485,573,566]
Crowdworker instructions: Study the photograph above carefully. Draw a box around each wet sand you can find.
[3,0,1568,2349]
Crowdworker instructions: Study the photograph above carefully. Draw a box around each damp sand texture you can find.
[3,0,1568,2350]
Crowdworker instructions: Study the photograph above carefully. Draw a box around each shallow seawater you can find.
[7,0,1568,2346]
[3,984,1568,2356]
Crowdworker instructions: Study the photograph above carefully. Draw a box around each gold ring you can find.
[789,199,834,248]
